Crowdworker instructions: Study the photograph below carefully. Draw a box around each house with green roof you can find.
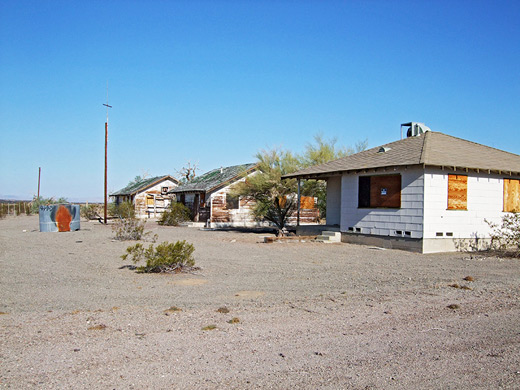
[110,175,179,218]
[170,163,320,228]
[284,122,520,253]
[168,163,258,226]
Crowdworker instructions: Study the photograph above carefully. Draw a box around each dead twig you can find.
[421,328,447,332]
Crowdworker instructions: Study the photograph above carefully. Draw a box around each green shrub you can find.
[121,240,195,273]
[109,201,135,219]
[31,196,68,214]
[81,204,102,220]
[159,202,191,226]
[112,217,157,241]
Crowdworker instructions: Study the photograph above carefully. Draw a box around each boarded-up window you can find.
[447,174,467,210]
[300,196,315,209]
[146,196,154,206]
[504,178,520,212]
[358,175,401,208]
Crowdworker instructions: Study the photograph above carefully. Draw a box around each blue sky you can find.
[1,0,519,201]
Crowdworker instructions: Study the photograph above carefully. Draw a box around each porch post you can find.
[297,178,301,226]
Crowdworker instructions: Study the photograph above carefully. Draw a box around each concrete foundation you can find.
[341,232,493,254]
[341,233,423,252]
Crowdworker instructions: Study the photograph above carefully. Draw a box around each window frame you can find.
[225,193,240,210]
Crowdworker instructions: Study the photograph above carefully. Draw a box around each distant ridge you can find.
[0,195,104,203]
[0,195,33,202]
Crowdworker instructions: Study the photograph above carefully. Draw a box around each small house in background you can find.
[169,163,320,228]
[284,122,520,253]
[168,163,258,227]
[110,175,179,218]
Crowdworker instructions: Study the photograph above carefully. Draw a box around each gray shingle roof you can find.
[110,175,178,196]
[283,132,520,179]
[169,163,257,194]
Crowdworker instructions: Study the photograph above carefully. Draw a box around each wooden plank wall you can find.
[209,192,319,225]
[210,193,229,222]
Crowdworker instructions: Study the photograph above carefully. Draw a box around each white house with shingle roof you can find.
[284,123,520,253]
[110,175,179,218]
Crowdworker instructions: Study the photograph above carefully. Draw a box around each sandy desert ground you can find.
[0,215,519,389]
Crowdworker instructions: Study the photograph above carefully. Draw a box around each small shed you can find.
[110,175,179,218]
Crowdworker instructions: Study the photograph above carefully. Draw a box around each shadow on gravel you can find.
[118,265,137,270]
[201,226,278,235]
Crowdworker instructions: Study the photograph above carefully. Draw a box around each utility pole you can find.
[37,167,41,198]
[103,83,112,224]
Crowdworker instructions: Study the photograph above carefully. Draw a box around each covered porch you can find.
[292,172,342,230]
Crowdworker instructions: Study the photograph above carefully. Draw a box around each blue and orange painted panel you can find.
[39,205,81,232]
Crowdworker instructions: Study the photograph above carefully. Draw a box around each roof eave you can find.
[112,175,179,197]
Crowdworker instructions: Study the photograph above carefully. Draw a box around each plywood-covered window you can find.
[358,175,401,208]
[447,174,467,210]
[300,196,315,209]
[504,178,520,212]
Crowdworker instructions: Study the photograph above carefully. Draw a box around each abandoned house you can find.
[110,175,179,218]
[169,163,319,227]
[168,163,258,227]
[284,122,520,253]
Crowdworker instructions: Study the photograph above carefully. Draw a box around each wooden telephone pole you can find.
[37,167,41,198]
[103,84,112,224]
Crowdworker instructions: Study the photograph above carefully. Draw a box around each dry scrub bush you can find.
[31,196,68,214]
[486,212,520,256]
[121,240,195,273]
[81,204,102,220]
[112,217,157,242]
[158,202,191,226]
[109,201,135,219]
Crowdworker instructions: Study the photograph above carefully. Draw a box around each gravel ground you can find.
[1,215,519,389]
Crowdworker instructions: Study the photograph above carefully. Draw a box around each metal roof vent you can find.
[401,122,431,138]
[378,146,391,153]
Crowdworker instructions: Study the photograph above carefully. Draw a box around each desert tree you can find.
[299,134,368,219]
[176,161,199,183]
[231,148,299,235]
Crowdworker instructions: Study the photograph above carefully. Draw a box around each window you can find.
[504,178,520,212]
[161,186,168,194]
[358,175,401,208]
[226,193,239,209]
[447,174,467,210]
